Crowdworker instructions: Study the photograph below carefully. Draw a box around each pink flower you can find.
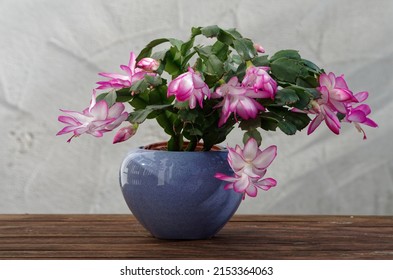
[253,43,265,53]
[215,173,277,199]
[318,72,356,114]
[306,72,357,135]
[213,77,267,127]
[242,66,277,98]
[57,90,128,142]
[344,91,378,139]
[96,52,150,90]
[307,87,341,135]
[167,67,210,109]
[306,72,378,137]
[227,137,277,177]
[215,138,277,199]
[113,123,138,144]
[136,58,160,72]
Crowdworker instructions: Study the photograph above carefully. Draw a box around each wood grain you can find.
[0,215,392,259]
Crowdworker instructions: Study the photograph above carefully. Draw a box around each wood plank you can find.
[0,215,392,260]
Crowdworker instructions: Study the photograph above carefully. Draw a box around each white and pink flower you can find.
[215,138,277,199]
[113,123,138,144]
[318,72,356,114]
[96,52,153,90]
[305,72,378,138]
[57,90,128,142]
[306,86,342,135]
[136,57,160,72]
[167,67,210,109]
[344,91,378,139]
[253,43,265,53]
[213,77,267,127]
[242,66,277,98]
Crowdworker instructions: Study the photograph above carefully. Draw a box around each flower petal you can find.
[233,174,250,193]
[323,106,340,134]
[354,91,369,103]
[245,185,258,197]
[252,145,277,170]
[347,110,367,123]
[214,173,237,182]
[307,114,324,135]
[90,100,109,120]
[107,103,126,119]
[227,146,247,172]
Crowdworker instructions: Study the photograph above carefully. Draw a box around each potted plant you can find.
[57,25,377,239]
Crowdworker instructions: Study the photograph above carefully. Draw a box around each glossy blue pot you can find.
[119,143,243,240]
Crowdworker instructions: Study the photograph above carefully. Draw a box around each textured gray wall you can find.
[1,0,392,214]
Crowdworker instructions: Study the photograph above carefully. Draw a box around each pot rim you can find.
[141,141,226,152]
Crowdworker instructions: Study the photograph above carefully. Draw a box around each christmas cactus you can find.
[57,25,377,199]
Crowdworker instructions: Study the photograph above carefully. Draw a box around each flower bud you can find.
[242,66,277,98]
[113,123,138,144]
[136,58,160,72]
[253,43,265,53]
[167,67,210,109]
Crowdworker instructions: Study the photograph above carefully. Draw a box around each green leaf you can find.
[95,92,107,102]
[277,121,297,135]
[296,76,319,88]
[233,38,257,61]
[167,133,184,151]
[188,126,203,136]
[130,79,148,93]
[217,29,235,45]
[179,109,199,122]
[97,89,130,104]
[191,27,202,37]
[182,50,197,68]
[285,112,311,131]
[156,111,177,136]
[274,88,299,106]
[148,86,172,105]
[224,28,242,39]
[117,92,133,102]
[137,38,169,60]
[130,91,149,109]
[302,59,322,73]
[270,57,308,83]
[260,116,278,131]
[237,61,248,79]
[194,45,213,60]
[211,41,229,61]
[251,55,269,67]
[104,89,117,107]
[144,75,162,87]
[164,48,182,76]
[205,54,224,76]
[128,104,172,124]
[151,50,167,61]
[201,25,220,37]
[243,129,262,146]
[194,57,204,73]
[239,118,261,131]
[270,49,301,62]
[304,88,321,99]
[174,100,191,110]
[291,88,312,109]
[202,124,234,151]
[337,112,346,121]
[230,54,242,65]
[168,38,183,50]
[181,37,195,56]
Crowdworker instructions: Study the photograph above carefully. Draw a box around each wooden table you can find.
[0,215,392,259]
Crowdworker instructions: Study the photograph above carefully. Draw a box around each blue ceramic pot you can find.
[119,143,243,240]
